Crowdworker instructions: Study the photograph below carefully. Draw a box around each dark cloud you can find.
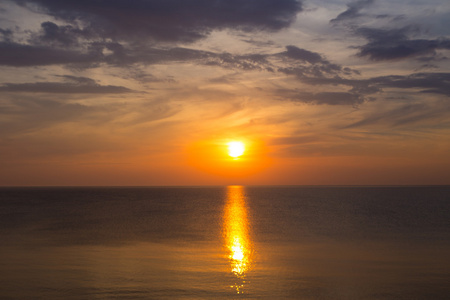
[356,27,450,61]
[330,0,374,24]
[103,44,272,70]
[111,46,217,66]
[0,40,211,67]
[0,42,99,66]
[281,45,323,63]
[372,72,450,96]
[416,55,448,63]
[277,89,367,106]
[32,21,92,47]
[280,66,450,104]
[205,53,271,71]
[16,0,302,43]
[0,1,303,68]
[0,37,271,69]
[271,47,380,106]
[277,46,359,78]
[0,76,133,94]
[281,54,450,97]
[241,39,276,48]
[330,3,450,63]
[301,91,366,105]
[279,64,352,80]
[0,28,13,42]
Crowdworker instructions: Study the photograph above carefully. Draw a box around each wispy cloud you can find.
[0,75,133,93]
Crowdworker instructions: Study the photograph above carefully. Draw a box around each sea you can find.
[0,186,449,299]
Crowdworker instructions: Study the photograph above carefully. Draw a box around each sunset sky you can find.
[1,0,449,186]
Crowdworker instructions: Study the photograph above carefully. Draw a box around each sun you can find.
[227,141,245,158]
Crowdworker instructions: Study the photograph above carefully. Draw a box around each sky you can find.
[0,0,449,186]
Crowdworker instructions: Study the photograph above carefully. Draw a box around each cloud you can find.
[31,21,92,47]
[106,46,217,66]
[300,91,366,105]
[0,1,303,68]
[0,39,267,69]
[329,2,450,63]
[279,63,347,79]
[277,46,360,79]
[0,41,99,66]
[205,52,272,71]
[0,28,13,42]
[372,72,450,97]
[0,39,216,67]
[356,27,450,61]
[281,45,323,64]
[0,95,91,136]
[278,89,368,106]
[0,91,182,140]
[330,0,374,24]
[283,66,450,100]
[0,75,133,93]
[15,0,302,43]
[344,102,449,129]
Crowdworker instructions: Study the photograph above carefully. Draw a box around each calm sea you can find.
[0,186,449,299]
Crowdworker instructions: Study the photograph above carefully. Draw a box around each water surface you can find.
[0,186,449,299]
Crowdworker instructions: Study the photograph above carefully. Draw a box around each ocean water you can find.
[0,186,449,299]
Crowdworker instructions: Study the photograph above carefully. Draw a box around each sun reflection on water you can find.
[223,185,253,294]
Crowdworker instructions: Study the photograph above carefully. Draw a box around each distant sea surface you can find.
[1,186,449,299]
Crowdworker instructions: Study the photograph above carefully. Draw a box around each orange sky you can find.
[0,0,449,185]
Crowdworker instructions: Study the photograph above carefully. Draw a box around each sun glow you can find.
[186,137,270,181]
[227,141,245,158]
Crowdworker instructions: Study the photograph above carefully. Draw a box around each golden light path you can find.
[223,185,253,294]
